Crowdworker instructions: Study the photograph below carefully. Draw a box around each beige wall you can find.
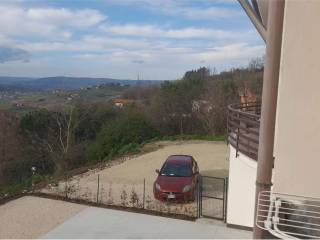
[273,0,320,198]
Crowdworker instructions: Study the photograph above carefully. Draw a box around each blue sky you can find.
[0,0,264,80]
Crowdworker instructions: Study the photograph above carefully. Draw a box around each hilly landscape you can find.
[0,76,163,91]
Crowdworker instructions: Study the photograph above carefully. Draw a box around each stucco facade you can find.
[273,0,320,198]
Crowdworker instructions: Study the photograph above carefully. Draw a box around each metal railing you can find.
[256,191,320,239]
[227,102,261,160]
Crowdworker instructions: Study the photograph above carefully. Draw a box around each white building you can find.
[226,0,320,238]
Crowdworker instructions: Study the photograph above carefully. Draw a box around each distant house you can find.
[112,98,135,108]
[12,102,24,108]
[239,88,258,105]
[192,100,213,113]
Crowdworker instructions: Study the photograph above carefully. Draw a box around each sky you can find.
[0,0,265,80]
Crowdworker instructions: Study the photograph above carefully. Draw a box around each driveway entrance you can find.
[42,205,250,239]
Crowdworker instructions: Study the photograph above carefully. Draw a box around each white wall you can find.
[227,145,257,228]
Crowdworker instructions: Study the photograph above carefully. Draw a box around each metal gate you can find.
[197,176,228,221]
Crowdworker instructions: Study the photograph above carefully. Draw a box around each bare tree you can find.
[21,107,77,175]
[196,80,237,135]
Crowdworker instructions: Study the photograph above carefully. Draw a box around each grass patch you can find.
[0,174,50,198]
[0,180,31,197]
[149,134,226,142]
[133,134,226,157]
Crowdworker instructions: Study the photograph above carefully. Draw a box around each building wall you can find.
[227,145,257,227]
[273,0,320,198]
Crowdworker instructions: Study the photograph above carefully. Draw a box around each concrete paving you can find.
[42,207,252,239]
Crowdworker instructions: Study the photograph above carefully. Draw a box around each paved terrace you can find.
[1,196,251,239]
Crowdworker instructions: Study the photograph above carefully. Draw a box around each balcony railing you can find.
[227,102,261,160]
[256,191,320,239]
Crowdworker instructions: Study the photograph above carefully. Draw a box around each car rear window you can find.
[160,162,192,177]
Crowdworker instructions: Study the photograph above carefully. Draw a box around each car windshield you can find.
[160,163,192,177]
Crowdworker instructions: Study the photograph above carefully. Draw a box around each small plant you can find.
[66,183,77,199]
[179,203,184,212]
[99,185,107,204]
[82,187,93,202]
[173,205,180,215]
[76,179,81,198]
[129,188,139,207]
[57,182,66,197]
[120,189,128,206]
[158,202,165,212]
[191,206,197,217]
[145,195,153,209]
[183,205,191,216]
[165,202,171,214]
[107,183,114,204]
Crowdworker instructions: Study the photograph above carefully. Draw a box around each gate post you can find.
[224,177,229,223]
[197,176,201,218]
[96,174,100,203]
[199,176,202,218]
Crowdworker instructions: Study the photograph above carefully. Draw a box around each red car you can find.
[153,155,199,202]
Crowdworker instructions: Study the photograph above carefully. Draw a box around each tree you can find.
[73,101,117,142]
[88,111,159,162]
[0,111,25,184]
[20,107,76,174]
[196,79,238,135]
[149,69,208,135]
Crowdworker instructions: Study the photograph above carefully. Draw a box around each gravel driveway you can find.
[41,141,229,217]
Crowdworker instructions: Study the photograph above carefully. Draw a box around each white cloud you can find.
[193,43,265,63]
[100,24,240,40]
[71,42,264,67]
[0,0,263,79]
[27,8,106,28]
[0,5,106,39]
[104,0,241,20]
[176,6,241,20]
[19,35,157,52]
[0,42,264,79]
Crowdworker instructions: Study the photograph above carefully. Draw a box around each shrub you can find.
[87,111,159,162]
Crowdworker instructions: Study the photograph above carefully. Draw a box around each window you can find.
[160,163,192,177]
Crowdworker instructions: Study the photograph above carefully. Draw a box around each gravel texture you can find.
[42,141,229,217]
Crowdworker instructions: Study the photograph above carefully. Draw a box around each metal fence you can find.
[33,173,231,221]
[37,175,198,218]
[198,176,228,221]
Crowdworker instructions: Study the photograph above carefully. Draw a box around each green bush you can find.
[2,157,54,184]
[117,143,140,155]
[87,111,159,162]
[0,181,30,196]
[20,109,52,138]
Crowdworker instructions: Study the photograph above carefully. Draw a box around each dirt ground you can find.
[41,141,229,216]
[0,196,86,239]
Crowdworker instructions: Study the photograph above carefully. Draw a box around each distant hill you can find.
[0,77,35,85]
[0,76,163,91]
